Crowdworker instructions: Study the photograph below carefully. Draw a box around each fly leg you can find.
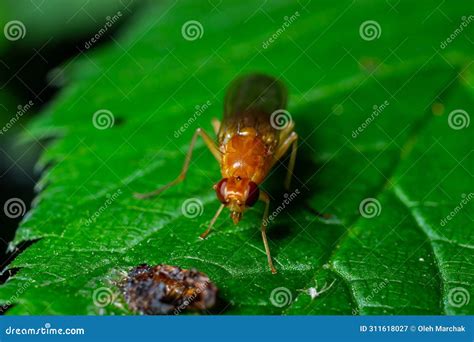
[199,203,225,239]
[272,132,298,191]
[260,191,277,274]
[134,128,220,199]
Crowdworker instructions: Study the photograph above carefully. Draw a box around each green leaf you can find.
[1,0,472,315]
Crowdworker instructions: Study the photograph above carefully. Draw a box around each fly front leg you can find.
[272,132,298,191]
[200,203,225,239]
[134,128,220,199]
[259,190,277,274]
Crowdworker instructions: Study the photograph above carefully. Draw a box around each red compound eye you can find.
[245,182,259,207]
[215,178,228,203]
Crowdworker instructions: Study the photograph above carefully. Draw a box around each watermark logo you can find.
[440,193,473,227]
[0,279,32,313]
[173,280,209,315]
[448,109,470,130]
[359,20,381,41]
[440,16,474,49]
[174,100,212,138]
[270,287,292,307]
[359,198,381,218]
[4,20,26,41]
[352,100,389,138]
[262,11,300,49]
[4,198,26,219]
[263,189,300,226]
[270,109,292,130]
[0,100,34,136]
[92,109,115,130]
[84,189,122,226]
[352,280,388,315]
[84,11,123,49]
[92,287,116,307]
[448,287,470,308]
[181,20,204,41]
[181,198,204,218]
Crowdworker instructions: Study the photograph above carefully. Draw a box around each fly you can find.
[135,74,298,274]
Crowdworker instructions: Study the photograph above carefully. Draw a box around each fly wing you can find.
[218,74,288,149]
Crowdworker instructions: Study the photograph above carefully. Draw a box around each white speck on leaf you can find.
[304,279,336,300]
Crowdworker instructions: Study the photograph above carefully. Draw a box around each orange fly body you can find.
[135,74,298,274]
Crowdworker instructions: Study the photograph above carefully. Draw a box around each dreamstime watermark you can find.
[262,11,300,49]
[269,287,293,307]
[359,198,382,218]
[0,280,32,313]
[173,280,209,315]
[181,20,204,41]
[352,280,388,315]
[447,109,470,130]
[447,287,470,308]
[92,109,115,130]
[270,109,292,130]
[3,20,26,41]
[174,100,212,138]
[3,198,26,219]
[84,189,122,226]
[263,188,300,227]
[0,100,34,136]
[351,100,389,138]
[440,193,473,227]
[359,20,381,41]
[84,11,123,49]
[181,198,204,218]
[5,323,85,336]
[440,16,474,49]
[92,287,118,308]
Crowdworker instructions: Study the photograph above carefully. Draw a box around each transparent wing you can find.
[218,73,288,148]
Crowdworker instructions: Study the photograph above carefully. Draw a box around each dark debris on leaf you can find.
[120,264,218,315]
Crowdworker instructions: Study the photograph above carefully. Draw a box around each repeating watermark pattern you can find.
[440,16,474,49]
[447,287,470,308]
[84,189,122,226]
[181,20,204,41]
[447,109,470,130]
[0,279,32,313]
[92,287,117,308]
[84,11,123,49]
[174,100,212,138]
[270,109,292,130]
[304,279,336,300]
[440,193,473,227]
[0,100,34,135]
[262,11,300,49]
[173,280,209,315]
[359,20,381,41]
[351,100,389,138]
[359,198,382,218]
[3,20,26,41]
[92,109,115,130]
[3,198,26,219]
[352,280,388,315]
[181,198,204,218]
[269,287,293,307]
[263,189,300,226]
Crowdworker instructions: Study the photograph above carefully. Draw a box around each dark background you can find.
[0,0,143,275]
